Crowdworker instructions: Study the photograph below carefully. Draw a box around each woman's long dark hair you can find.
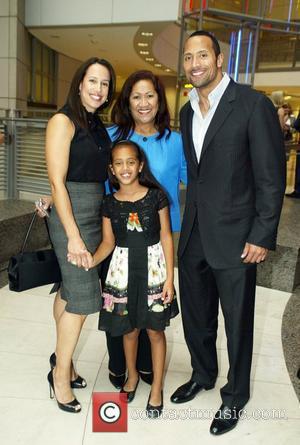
[66,57,116,128]
[108,140,165,192]
[111,70,171,141]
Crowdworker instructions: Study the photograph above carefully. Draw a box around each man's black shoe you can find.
[210,404,243,435]
[170,380,214,404]
[285,191,300,199]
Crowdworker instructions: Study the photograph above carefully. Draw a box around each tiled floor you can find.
[0,271,299,445]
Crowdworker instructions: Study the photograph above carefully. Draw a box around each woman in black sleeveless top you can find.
[45,58,115,413]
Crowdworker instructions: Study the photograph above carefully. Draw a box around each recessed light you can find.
[141,32,153,37]
[137,43,148,47]
[165,68,171,72]
[154,63,162,67]
[145,57,154,61]
[140,50,149,55]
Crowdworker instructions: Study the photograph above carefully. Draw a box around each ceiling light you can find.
[165,68,171,72]
[145,57,154,61]
[154,63,162,67]
[138,43,148,47]
[140,50,149,55]
[141,32,153,37]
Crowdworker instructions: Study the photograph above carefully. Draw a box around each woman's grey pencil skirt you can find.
[48,181,104,314]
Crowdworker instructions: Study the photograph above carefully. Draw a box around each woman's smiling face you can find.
[129,79,159,128]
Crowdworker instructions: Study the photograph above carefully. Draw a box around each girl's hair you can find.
[108,140,165,192]
[66,57,116,128]
[111,70,171,141]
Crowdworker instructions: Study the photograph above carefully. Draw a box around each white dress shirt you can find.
[189,72,231,162]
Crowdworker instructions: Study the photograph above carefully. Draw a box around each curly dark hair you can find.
[111,70,171,141]
[108,140,165,192]
[66,57,115,128]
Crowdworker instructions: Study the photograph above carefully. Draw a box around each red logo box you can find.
[93,392,128,432]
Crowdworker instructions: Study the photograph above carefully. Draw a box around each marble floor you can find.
[0,271,299,445]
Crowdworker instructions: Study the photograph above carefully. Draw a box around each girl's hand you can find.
[162,280,174,304]
[67,236,89,269]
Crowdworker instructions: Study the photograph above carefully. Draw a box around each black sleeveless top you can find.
[58,104,111,183]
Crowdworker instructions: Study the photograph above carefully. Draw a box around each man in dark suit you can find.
[170,30,286,435]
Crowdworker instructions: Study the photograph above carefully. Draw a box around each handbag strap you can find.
[21,212,53,253]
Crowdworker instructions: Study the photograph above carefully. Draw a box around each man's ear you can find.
[217,53,224,68]
[109,164,115,175]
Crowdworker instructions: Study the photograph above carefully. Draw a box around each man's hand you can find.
[241,242,268,264]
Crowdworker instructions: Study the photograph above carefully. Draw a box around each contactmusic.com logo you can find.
[93,393,128,432]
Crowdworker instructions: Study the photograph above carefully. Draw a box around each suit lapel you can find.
[200,80,236,162]
[183,104,198,167]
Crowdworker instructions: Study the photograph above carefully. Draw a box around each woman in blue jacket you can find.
[104,70,187,389]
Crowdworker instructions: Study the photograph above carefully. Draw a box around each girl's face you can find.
[110,145,143,186]
[129,79,159,128]
[79,63,110,112]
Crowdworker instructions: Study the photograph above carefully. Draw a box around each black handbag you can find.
[8,212,62,292]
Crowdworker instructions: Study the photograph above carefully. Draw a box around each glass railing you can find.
[0,113,180,199]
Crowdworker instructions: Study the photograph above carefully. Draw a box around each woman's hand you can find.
[68,250,95,271]
[35,196,53,217]
[67,236,90,269]
[162,279,174,304]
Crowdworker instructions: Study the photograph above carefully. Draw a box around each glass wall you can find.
[28,36,57,107]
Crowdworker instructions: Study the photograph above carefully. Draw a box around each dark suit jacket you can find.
[179,79,286,268]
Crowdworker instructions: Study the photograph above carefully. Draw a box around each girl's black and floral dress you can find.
[98,188,179,337]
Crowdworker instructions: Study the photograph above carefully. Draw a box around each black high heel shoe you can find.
[47,369,81,413]
[50,353,87,389]
[146,390,163,419]
[120,377,140,403]
[109,372,126,390]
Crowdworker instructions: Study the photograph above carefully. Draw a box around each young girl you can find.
[73,139,178,417]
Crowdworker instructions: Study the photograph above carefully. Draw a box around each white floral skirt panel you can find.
[102,242,167,314]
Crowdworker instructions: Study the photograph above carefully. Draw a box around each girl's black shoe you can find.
[120,377,140,403]
[47,370,81,413]
[109,372,126,389]
[49,353,87,389]
[146,391,163,419]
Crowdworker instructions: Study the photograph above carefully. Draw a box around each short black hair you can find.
[187,30,221,57]
[111,70,171,141]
